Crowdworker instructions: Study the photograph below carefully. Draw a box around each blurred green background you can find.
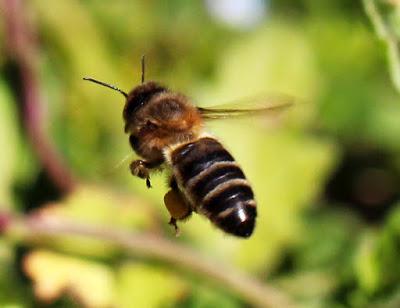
[1,0,400,307]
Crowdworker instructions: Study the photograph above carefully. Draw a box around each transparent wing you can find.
[197,93,296,120]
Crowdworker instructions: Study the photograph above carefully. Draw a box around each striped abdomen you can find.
[168,137,256,238]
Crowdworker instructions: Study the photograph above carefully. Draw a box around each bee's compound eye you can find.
[164,189,191,220]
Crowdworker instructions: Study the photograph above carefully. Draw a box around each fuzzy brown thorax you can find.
[123,81,203,162]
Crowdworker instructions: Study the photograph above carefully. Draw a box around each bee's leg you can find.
[129,159,161,188]
[163,176,192,236]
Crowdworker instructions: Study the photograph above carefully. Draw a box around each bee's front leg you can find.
[129,159,159,188]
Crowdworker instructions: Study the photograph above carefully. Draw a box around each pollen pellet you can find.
[164,189,191,220]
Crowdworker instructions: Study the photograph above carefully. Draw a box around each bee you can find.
[84,57,292,238]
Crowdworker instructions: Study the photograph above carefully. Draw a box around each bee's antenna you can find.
[83,77,128,98]
[141,55,145,84]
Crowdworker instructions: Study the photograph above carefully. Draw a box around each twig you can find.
[363,0,400,95]
[1,0,76,193]
[3,212,296,308]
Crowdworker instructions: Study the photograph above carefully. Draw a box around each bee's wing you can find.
[197,93,295,120]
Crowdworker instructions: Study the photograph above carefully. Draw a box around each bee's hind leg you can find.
[168,217,180,236]
[163,176,192,236]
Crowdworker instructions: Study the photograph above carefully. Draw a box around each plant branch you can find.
[2,212,296,308]
[363,0,400,95]
[1,0,77,193]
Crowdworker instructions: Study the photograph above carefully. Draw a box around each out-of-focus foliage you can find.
[0,0,400,307]
[24,250,115,307]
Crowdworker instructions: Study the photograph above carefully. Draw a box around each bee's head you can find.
[83,76,167,131]
[84,56,168,132]
[123,81,167,123]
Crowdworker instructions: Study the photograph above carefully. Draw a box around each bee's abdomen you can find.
[170,137,256,237]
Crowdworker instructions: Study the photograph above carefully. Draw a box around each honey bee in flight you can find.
[84,57,292,238]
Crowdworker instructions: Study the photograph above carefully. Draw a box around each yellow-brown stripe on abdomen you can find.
[170,137,256,237]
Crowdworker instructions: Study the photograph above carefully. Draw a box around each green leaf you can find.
[183,284,240,308]
[0,80,20,209]
[116,262,188,308]
[0,240,33,306]
[354,232,380,295]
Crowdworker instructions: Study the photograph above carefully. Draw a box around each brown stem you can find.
[1,0,76,193]
[0,211,11,233]
[5,213,296,308]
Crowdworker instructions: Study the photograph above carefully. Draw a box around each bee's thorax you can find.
[123,83,203,163]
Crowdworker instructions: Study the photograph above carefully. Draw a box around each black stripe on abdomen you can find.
[202,182,254,214]
[202,182,256,237]
[171,137,256,238]
[189,164,246,202]
[171,137,234,184]
[213,202,256,237]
